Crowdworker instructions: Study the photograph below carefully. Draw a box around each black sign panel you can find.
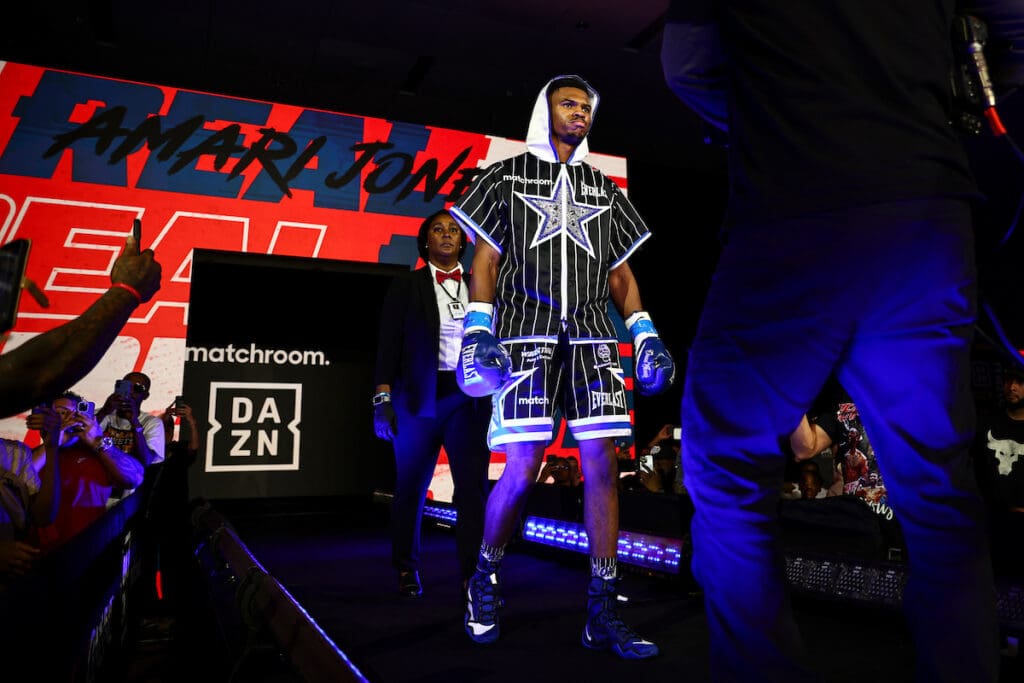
[185,249,403,501]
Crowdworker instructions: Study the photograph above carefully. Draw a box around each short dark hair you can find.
[57,390,84,406]
[546,75,593,99]
[1006,364,1024,382]
[417,210,467,262]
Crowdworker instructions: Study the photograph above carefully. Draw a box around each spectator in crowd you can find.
[615,445,643,493]
[133,396,202,619]
[537,454,564,484]
[161,396,200,463]
[790,378,885,502]
[537,454,583,487]
[783,441,844,502]
[0,406,62,584]
[561,455,582,488]
[644,424,685,494]
[974,364,1024,572]
[33,391,143,551]
[638,444,678,495]
[617,456,648,494]
[97,372,164,469]
[975,365,1024,514]
[0,233,161,418]
[795,461,825,500]
[645,424,676,451]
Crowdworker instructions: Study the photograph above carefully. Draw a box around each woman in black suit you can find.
[373,210,491,597]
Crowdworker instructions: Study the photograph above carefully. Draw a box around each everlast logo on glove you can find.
[637,349,656,381]
[460,343,481,384]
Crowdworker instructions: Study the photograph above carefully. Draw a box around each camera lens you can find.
[77,401,89,413]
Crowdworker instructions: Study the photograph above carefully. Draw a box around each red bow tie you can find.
[436,270,461,284]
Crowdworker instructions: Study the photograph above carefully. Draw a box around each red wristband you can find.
[111,282,142,302]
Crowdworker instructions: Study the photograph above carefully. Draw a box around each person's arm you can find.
[136,413,165,466]
[826,458,844,497]
[457,239,510,396]
[790,415,835,462]
[661,0,729,131]
[373,275,409,397]
[0,235,161,417]
[26,408,62,526]
[608,261,643,319]
[610,261,675,396]
[648,424,674,449]
[639,466,664,493]
[468,239,500,304]
[80,415,144,488]
[93,440,144,489]
[179,404,200,455]
[96,391,121,422]
[110,402,161,467]
[372,275,409,440]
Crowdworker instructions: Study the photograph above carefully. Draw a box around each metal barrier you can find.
[191,500,371,683]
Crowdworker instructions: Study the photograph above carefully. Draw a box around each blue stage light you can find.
[423,502,458,525]
[421,503,684,573]
[522,515,683,573]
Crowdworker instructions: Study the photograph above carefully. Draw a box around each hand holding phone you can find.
[26,404,57,434]
[114,379,132,398]
[77,400,96,419]
[0,239,31,334]
[110,217,161,303]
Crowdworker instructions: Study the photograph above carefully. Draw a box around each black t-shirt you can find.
[809,379,887,504]
[974,411,1024,511]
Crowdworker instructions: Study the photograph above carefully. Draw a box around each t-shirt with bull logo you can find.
[974,411,1024,512]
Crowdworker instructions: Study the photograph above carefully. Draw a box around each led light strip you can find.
[522,515,683,573]
[423,503,458,524]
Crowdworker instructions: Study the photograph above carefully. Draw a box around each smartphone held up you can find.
[114,379,132,398]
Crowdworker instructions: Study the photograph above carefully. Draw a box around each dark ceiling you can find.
[2,0,723,171]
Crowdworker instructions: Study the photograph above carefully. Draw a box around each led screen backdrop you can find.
[0,61,633,499]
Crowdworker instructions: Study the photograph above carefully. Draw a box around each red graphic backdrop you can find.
[0,61,632,494]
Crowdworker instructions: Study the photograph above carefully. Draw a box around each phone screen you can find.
[672,427,682,440]
[640,455,654,471]
[0,239,31,334]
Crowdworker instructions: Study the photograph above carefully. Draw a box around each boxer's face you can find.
[549,86,592,146]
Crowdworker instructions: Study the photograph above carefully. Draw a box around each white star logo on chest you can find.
[516,173,609,259]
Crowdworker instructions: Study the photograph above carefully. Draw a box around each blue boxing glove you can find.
[457,302,512,397]
[626,311,675,396]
